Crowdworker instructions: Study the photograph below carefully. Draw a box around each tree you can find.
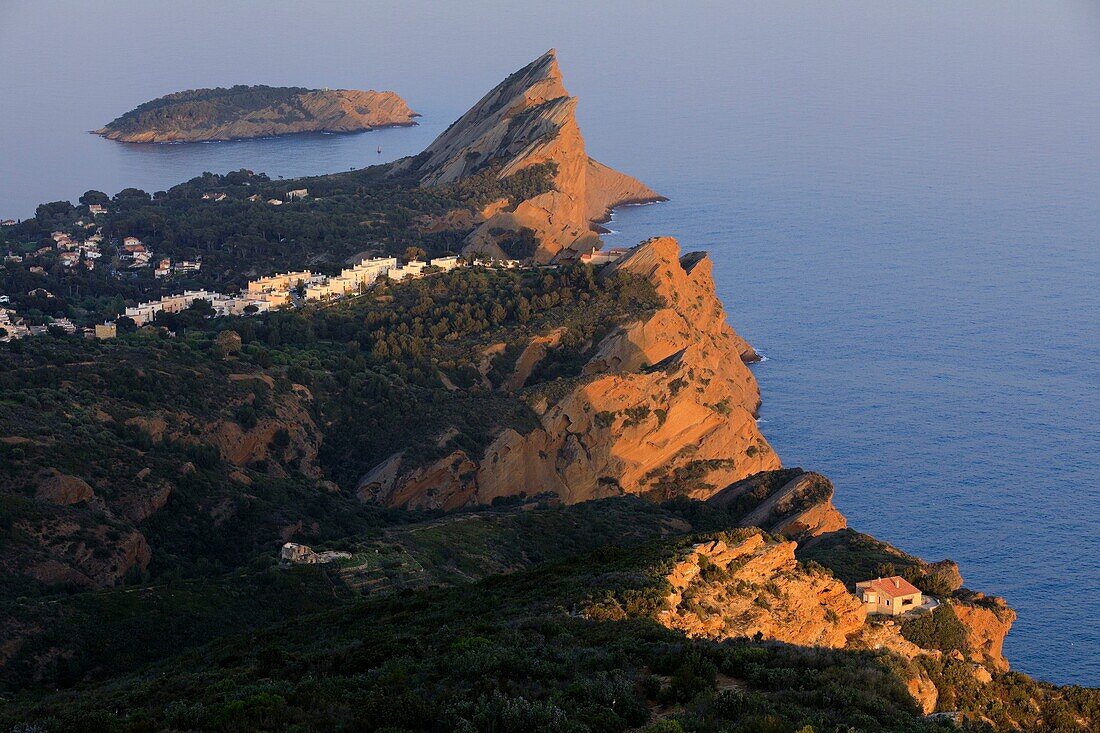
[188,298,215,318]
[215,330,243,358]
[79,190,110,206]
[404,246,426,262]
[35,200,74,225]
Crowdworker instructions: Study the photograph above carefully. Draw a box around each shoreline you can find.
[92,119,421,145]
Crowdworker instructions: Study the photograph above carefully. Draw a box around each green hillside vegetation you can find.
[0,261,658,596]
[4,510,1096,732]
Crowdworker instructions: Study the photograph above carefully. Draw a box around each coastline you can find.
[93,118,421,145]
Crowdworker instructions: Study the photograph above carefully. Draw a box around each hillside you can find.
[3,501,1096,731]
[95,85,417,143]
[0,51,1095,733]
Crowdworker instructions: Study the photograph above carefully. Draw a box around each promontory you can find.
[95,85,418,143]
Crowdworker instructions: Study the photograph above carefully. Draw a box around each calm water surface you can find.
[1,1,1097,685]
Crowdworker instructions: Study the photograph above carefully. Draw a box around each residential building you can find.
[88,204,106,215]
[154,258,172,278]
[580,247,630,266]
[94,322,117,340]
[856,576,922,616]
[429,255,461,271]
[285,188,308,200]
[387,260,426,282]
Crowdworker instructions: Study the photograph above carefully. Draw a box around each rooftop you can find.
[858,576,921,598]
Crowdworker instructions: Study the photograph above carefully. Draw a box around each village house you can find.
[154,258,172,278]
[580,247,630,266]
[174,259,201,274]
[1,219,16,227]
[856,576,922,616]
[267,199,284,206]
[88,204,106,215]
[50,317,78,334]
[387,260,426,282]
[285,188,308,200]
[94,322,117,340]
[429,255,461,271]
[201,192,228,201]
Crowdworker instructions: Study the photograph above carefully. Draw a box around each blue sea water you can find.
[1,1,1097,686]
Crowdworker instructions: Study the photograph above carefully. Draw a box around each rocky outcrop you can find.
[396,50,662,261]
[502,327,565,391]
[20,520,150,589]
[97,86,417,143]
[34,470,94,506]
[656,533,867,648]
[204,391,320,477]
[361,237,777,510]
[708,469,847,541]
[952,593,1017,672]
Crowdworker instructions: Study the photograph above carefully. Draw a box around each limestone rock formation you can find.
[952,592,1017,671]
[34,470,94,506]
[360,236,778,509]
[707,469,847,541]
[657,533,867,648]
[396,50,663,261]
[97,86,418,143]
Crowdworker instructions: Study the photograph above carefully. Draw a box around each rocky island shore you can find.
[95,84,418,143]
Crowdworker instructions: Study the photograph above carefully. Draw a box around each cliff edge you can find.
[359,236,777,509]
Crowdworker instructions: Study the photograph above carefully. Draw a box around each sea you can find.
[1,1,1096,686]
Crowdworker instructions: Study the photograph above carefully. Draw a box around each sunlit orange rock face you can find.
[397,49,663,262]
[360,236,779,510]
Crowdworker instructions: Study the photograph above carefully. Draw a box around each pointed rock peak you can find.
[399,49,661,262]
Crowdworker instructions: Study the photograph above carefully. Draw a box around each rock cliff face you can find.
[396,50,663,261]
[359,236,778,509]
[952,592,1018,672]
[97,86,418,143]
[658,534,867,648]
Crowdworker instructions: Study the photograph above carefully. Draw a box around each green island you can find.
[94,85,419,143]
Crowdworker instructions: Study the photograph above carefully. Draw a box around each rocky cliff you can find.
[359,236,778,509]
[652,531,1015,715]
[395,50,663,261]
[96,85,418,143]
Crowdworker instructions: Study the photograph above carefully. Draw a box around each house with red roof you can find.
[856,576,922,616]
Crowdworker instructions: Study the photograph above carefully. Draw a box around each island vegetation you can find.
[95,85,418,143]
